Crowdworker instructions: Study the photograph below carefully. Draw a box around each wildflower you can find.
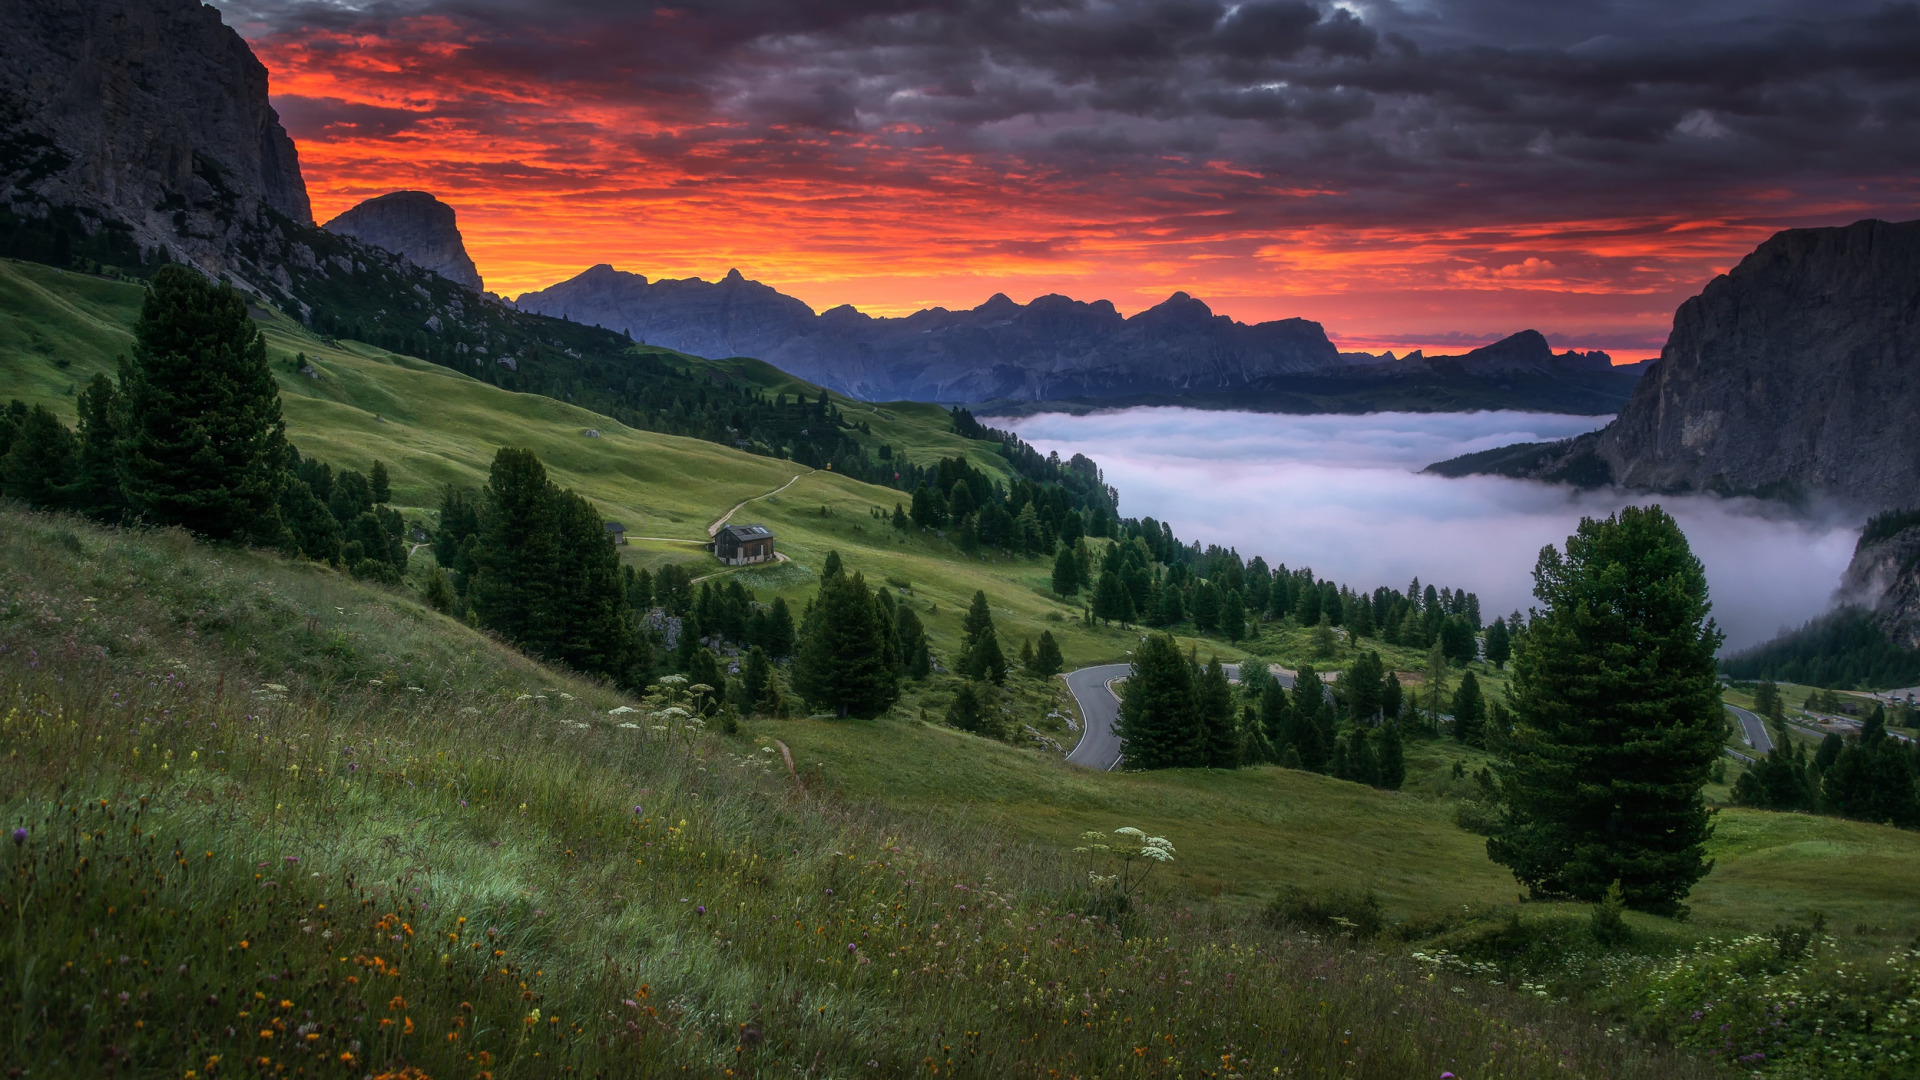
[10,827,24,845]
[697,905,707,915]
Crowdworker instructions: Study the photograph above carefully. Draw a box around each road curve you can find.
[1062,662,1296,771]
[1727,704,1774,754]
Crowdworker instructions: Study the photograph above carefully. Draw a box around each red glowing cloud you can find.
[230,1,1920,360]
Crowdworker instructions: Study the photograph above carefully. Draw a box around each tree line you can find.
[1732,679,1920,827]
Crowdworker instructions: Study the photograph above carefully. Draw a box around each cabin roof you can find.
[718,524,773,542]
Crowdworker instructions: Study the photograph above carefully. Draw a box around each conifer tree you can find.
[822,549,844,579]
[1485,616,1512,669]
[1382,671,1404,723]
[118,266,287,543]
[1198,656,1238,767]
[1821,708,1920,826]
[1451,671,1487,746]
[1310,614,1337,658]
[1116,633,1198,770]
[791,569,900,718]
[1290,664,1330,772]
[279,476,342,563]
[1489,506,1725,915]
[895,607,932,678]
[959,590,1008,683]
[741,646,774,714]
[370,460,392,504]
[687,648,726,715]
[544,488,629,680]
[1423,641,1450,729]
[946,681,995,737]
[764,596,798,659]
[1030,629,1065,678]
[1052,545,1080,598]
[1190,581,1221,632]
[1344,650,1385,723]
[72,373,123,521]
[1731,739,1815,811]
[1219,588,1247,643]
[1259,676,1292,763]
[1093,565,1133,626]
[0,405,76,509]
[892,502,909,530]
[469,447,560,648]
[1375,722,1406,790]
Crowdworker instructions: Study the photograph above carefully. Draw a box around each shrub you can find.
[1264,886,1386,940]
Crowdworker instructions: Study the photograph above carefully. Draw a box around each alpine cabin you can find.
[713,523,775,565]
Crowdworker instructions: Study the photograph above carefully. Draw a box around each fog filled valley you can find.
[1008,408,1863,653]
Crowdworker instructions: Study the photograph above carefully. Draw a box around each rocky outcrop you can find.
[1838,517,1920,651]
[0,0,310,241]
[516,265,1343,402]
[325,191,483,291]
[1433,219,1920,510]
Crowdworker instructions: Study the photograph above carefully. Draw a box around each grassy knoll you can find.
[0,506,1706,1079]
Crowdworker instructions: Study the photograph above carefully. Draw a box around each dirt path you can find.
[690,551,791,584]
[708,471,811,537]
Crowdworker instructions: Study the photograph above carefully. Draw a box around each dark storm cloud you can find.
[220,0,1920,225]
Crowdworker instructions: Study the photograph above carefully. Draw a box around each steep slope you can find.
[1433,219,1920,507]
[0,0,309,272]
[324,190,484,291]
[516,264,1344,402]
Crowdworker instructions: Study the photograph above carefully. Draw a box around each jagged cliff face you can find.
[1591,218,1920,509]
[325,191,483,292]
[1840,523,1920,651]
[517,265,1342,402]
[0,0,311,237]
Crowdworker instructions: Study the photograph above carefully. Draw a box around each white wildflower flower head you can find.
[689,683,715,694]
[1143,836,1174,853]
[1114,826,1146,839]
[1080,831,1105,843]
[658,674,688,686]
[1140,846,1174,863]
[608,705,638,715]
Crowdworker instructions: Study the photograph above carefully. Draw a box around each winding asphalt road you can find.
[1062,662,1297,771]
[1727,704,1774,754]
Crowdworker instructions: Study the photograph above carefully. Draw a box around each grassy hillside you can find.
[0,507,1707,1078]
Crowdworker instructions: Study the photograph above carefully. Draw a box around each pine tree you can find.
[118,266,287,543]
[1092,565,1133,626]
[1382,671,1404,723]
[1485,616,1512,669]
[423,566,456,613]
[71,373,123,521]
[1821,709,1920,826]
[1451,671,1487,746]
[1423,641,1450,730]
[764,596,798,659]
[791,569,900,718]
[1030,629,1064,678]
[1116,633,1199,770]
[687,648,726,715]
[1374,722,1406,790]
[1290,664,1330,772]
[822,549,843,579]
[1219,588,1247,643]
[1345,650,1385,723]
[1489,506,1725,915]
[279,476,342,563]
[1190,581,1221,632]
[544,488,629,681]
[892,502,909,530]
[1441,616,1477,667]
[896,607,931,678]
[469,447,560,649]
[1259,676,1292,764]
[946,681,996,737]
[0,405,76,509]
[1052,545,1080,598]
[741,646,773,713]
[959,590,1008,683]
[1310,614,1336,658]
[1731,739,1815,811]
[1197,656,1238,768]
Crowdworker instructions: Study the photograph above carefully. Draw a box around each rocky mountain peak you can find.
[0,0,311,258]
[324,191,483,291]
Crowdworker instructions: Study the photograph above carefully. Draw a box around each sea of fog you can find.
[1004,408,1860,653]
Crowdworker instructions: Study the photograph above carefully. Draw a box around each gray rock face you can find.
[1839,523,1920,650]
[325,191,483,291]
[0,0,310,233]
[1437,219,1920,511]
[1590,218,1920,508]
[516,265,1342,402]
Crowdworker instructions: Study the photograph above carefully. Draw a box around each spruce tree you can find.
[946,681,995,737]
[1197,656,1238,768]
[72,373,123,520]
[0,405,76,510]
[741,646,772,713]
[959,590,1008,683]
[469,447,560,649]
[1382,671,1404,722]
[687,648,726,714]
[1290,664,1330,772]
[764,596,798,658]
[1117,633,1200,769]
[1374,722,1406,790]
[1488,506,1725,915]
[1030,630,1064,678]
[1052,545,1080,598]
[279,476,342,563]
[545,488,629,680]
[1451,671,1487,746]
[370,460,392,504]
[1485,616,1512,669]
[896,607,931,678]
[791,569,900,718]
[1219,589,1247,643]
[118,266,287,543]
[1190,581,1221,632]
[1345,650,1385,723]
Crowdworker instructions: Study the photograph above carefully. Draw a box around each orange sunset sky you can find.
[218,0,1920,360]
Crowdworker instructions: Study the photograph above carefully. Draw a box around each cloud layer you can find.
[216,0,1920,352]
[1007,407,1860,651]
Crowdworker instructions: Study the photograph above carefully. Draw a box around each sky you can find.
[215,0,1920,358]
[1007,408,1861,651]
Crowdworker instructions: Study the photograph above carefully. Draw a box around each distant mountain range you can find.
[515,264,1640,412]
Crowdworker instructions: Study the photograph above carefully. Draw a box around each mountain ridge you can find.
[517,263,1631,406]
[325,190,483,291]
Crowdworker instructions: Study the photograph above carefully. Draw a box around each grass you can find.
[0,506,1711,1079]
